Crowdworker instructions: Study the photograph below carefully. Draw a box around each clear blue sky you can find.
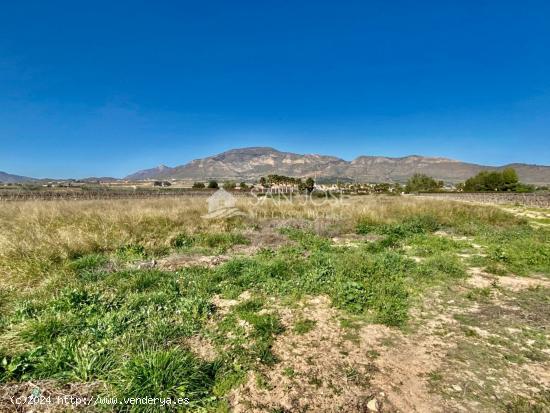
[1,0,549,178]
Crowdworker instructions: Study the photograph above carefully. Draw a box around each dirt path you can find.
[500,205,550,227]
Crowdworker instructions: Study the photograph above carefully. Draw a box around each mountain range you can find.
[2,148,549,184]
[0,171,35,184]
[124,147,550,185]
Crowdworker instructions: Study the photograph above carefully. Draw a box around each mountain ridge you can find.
[0,171,35,183]
[124,147,550,184]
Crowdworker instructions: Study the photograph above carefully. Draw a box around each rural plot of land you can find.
[0,196,548,412]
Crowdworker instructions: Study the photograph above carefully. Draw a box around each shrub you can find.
[115,244,146,261]
[357,214,440,240]
[195,232,249,251]
[68,254,107,271]
[334,281,369,314]
[223,181,236,190]
[171,232,195,249]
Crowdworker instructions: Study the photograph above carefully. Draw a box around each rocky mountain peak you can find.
[124,147,550,184]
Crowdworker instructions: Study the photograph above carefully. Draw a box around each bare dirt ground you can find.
[467,267,550,291]
[223,284,549,412]
[222,230,550,412]
[228,295,389,412]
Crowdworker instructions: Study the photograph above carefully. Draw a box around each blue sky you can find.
[1,0,549,178]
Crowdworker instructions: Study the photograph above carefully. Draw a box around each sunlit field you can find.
[1,196,549,412]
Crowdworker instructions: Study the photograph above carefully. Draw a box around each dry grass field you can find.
[0,195,549,412]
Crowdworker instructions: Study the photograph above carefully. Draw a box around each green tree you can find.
[192,182,205,189]
[305,177,315,193]
[463,172,486,191]
[463,168,523,192]
[501,167,519,191]
[373,183,391,193]
[405,174,442,193]
[239,182,248,190]
[207,180,219,189]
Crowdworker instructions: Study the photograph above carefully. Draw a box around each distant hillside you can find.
[0,171,36,183]
[125,165,175,181]
[125,148,350,181]
[125,147,550,185]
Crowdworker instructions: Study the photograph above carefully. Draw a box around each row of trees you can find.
[191,175,316,193]
[404,168,535,193]
[192,181,249,190]
[259,175,315,193]
[259,174,302,186]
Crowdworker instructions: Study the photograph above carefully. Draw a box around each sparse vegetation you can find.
[0,196,548,412]
[293,319,316,335]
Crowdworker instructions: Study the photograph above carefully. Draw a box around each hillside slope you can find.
[0,171,35,183]
[125,147,550,184]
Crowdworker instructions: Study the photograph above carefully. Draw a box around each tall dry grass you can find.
[0,195,518,286]
[0,198,206,286]
[239,194,516,228]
